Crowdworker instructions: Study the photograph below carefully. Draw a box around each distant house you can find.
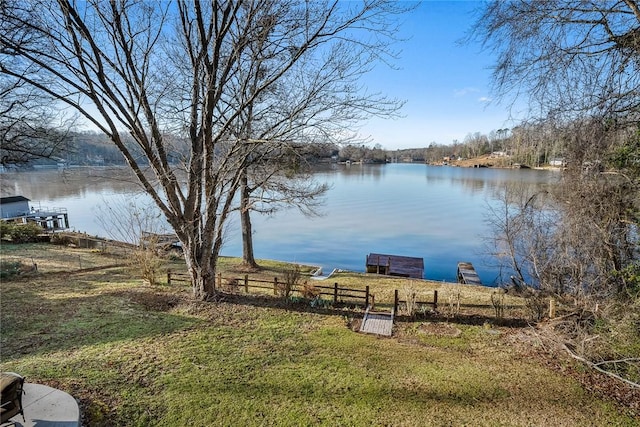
[0,195,69,230]
[0,196,30,219]
[549,158,566,167]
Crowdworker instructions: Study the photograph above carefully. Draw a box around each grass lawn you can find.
[1,243,637,426]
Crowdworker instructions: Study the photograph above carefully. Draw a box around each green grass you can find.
[1,243,637,426]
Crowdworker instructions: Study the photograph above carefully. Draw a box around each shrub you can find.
[300,282,320,299]
[491,290,506,319]
[401,285,419,318]
[223,278,239,294]
[0,222,43,243]
[50,233,74,246]
[130,234,164,286]
[0,221,12,239]
[277,264,301,300]
[613,262,640,301]
[523,290,548,322]
[442,285,461,318]
[0,260,35,279]
[0,260,23,279]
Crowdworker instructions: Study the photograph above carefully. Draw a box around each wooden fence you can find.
[165,270,538,318]
[167,270,374,308]
[394,289,439,313]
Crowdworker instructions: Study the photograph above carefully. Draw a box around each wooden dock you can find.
[457,262,482,286]
[365,253,424,279]
[359,306,394,336]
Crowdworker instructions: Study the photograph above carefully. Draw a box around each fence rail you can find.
[165,271,516,314]
[394,289,439,313]
[167,270,373,307]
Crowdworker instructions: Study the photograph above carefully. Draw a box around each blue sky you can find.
[73,1,519,150]
[361,1,522,150]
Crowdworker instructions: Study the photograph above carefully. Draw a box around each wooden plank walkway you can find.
[359,307,394,336]
[366,253,424,279]
[457,262,482,286]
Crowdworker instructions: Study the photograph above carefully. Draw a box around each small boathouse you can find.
[0,196,69,231]
[366,253,424,279]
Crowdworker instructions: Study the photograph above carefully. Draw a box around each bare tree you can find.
[225,16,404,268]
[97,195,171,286]
[486,127,639,303]
[0,0,411,300]
[0,1,73,166]
[0,85,73,166]
[239,149,330,269]
[472,0,640,126]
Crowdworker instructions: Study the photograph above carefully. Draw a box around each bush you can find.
[0,260,35,279]
[277,264,302,300]
[0,222,43,243]
[491,289,506,319]
[223,278,239,294]
[401,285,419,318]
[0,221,11,239]
[524,290,548,322]
[614,262,640,301]
[300,282,320,299]
[132,246,163,286]
[50,233,74,246]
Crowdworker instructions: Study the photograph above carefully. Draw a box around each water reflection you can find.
[2,167,144,201]
[1,164,557,284]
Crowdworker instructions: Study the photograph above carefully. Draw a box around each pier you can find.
[457,262,482,286]
[366,253,424,279]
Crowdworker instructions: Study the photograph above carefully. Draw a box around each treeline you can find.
[8,117,637,169]
[385,118,637,168]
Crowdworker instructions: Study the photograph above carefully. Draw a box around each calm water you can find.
[1,164,558,284]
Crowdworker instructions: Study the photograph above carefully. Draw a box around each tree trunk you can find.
[183,244,216,301]
[240,170,259,269]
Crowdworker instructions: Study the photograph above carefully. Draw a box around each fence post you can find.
[365,285,370,308]
[433,290,438,311]
[244,274,249,293]
[167,269,171,285]
[333,282,338,304]
[371,294,375,310]
[274,277,278,295]
[394,289,399,314]
[217,273,222,291]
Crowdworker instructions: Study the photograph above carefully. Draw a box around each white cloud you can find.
[453,87,479,97]
[478,96,492,103]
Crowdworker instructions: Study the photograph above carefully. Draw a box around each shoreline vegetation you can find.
[1,242,638,426]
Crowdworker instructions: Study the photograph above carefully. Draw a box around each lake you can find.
[1,164,558,284]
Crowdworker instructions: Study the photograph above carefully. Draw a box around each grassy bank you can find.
[1,243,637,426]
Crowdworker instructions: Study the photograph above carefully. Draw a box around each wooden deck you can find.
[365,253,424,279]
[359,307,394,336]
[457,262,482,286]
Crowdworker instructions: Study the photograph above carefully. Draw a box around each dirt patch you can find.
[416,322,462,337]
[347,317,362,332]
[228,263,263,274]
[123,289,183,312]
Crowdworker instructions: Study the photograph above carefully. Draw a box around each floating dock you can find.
[457,262,482,286]
[366,253,424,279]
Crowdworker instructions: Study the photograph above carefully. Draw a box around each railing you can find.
[167,270,373,307]
[28,207,68,214]
[394,288,438,313]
